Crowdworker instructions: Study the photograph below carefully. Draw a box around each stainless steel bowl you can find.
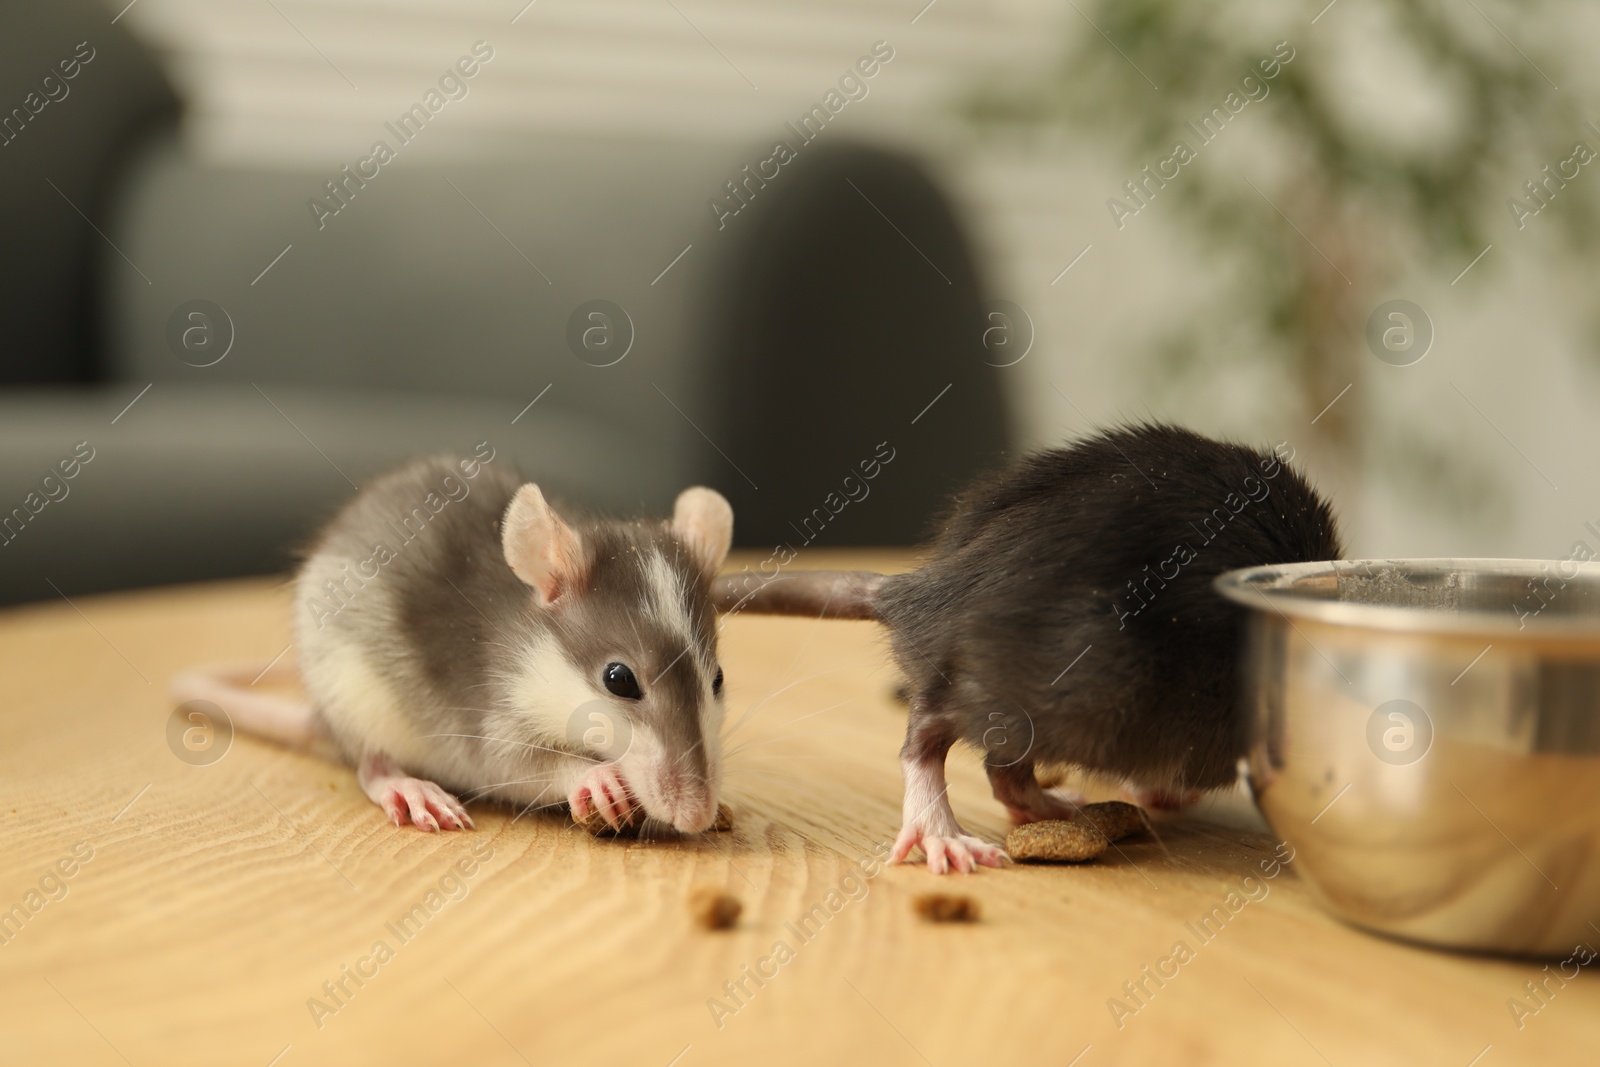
[1217,558,1600,956]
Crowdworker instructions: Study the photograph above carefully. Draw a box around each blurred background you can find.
[3,0,1599,605]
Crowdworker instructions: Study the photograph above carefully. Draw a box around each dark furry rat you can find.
[712,424,1341,873]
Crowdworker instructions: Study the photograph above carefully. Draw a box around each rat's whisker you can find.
[460,775,566,802]
[512,796,571,824]
[721,732,847,757]
[723,752,837,766]
[720,768,809,788]
[424,731,598,762]
[721,765,811,783]
[722,667,844,740]
[773,698,854,729]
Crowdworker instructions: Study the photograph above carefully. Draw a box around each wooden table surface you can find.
[1,550,1595,1067]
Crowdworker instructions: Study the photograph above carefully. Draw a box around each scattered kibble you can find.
[913,892,981,923]
[711,803,734,832]
[689,887,742,930]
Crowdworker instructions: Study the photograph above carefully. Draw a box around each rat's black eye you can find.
[603,662,641,700]
[712,666,724,696]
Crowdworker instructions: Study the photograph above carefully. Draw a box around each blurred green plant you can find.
[964,0,1595,518]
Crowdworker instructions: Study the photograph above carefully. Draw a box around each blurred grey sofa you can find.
[0,1,1010,605]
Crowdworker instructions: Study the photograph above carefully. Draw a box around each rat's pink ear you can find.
[502,484,584,605]
[671,487,733,577]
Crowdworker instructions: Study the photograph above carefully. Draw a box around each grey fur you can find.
[294,455,723,820]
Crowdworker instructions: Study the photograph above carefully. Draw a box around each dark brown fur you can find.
[712,424,1341,793]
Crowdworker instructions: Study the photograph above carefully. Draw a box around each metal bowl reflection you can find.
[1216,558,1600,956]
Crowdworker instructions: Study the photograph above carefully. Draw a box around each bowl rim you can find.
[1214,557,1600,638]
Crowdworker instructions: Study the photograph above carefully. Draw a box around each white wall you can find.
[121,0,1600,559]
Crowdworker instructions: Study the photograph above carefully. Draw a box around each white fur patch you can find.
[501,634,601,745]
[644,547,698,662]
[306,637,421,762]
[642,545,725,807]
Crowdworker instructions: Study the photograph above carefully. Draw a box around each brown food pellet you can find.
[913,892,981,923]
[1006,819,1110,862]
[576,802,734,837]
[689,887,742,930]
[574,804,644,838]
[1078,801,1151,843]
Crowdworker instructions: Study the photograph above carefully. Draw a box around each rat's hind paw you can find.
[1121,783,1201,812]
[1004,787,1089,827]
[568,763,637,832]
[375,777,474,831]
[892,824,1008,875]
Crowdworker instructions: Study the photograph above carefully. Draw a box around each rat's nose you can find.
[664,788,716,833]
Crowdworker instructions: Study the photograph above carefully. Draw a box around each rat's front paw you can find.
[357,753,473,831]
[375,777,474,832]
[569,763,637,831]
[892,823,1008,875]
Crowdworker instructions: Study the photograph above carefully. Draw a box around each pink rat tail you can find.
[710,570,886,621]
[168,659,342,763]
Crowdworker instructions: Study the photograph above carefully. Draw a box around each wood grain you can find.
[0,550,1595,1066]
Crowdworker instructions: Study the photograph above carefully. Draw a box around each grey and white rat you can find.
[172,452,734,834]
[712,424,1341,874]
